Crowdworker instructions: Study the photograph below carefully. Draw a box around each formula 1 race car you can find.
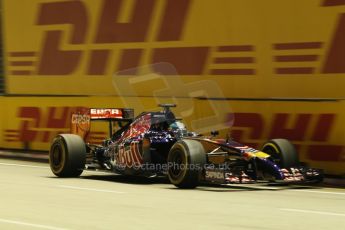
[49,104,323,188]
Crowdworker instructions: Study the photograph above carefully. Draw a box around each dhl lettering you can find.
[18,107,41,143]
[229,113,263,149]
[4,106,345,163]
[8,1,345,77]
[94,0,156,43]
[152,47,209,75]
[22,0,345,76]
[47,107,70,128]
[36,1,88,75]
[34,0,198,76]
[117,49,143,75]
[87,50,110,75]
[311,114,335,141]
[4,107,106,146]
[229,113,344,162]
[269,114,312,141]
[322,0,345,73]
[157,0,191,41]
[322,0,345,7]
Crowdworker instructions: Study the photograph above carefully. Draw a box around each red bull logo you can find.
[115,142,143,168]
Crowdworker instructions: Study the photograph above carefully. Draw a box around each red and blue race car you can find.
[49,104,323,188]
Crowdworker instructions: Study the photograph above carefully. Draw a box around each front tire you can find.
[49,134,86,177]
[262,138,299,168]
[167,139,206,189]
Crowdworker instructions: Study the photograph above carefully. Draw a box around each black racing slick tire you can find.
[49,134,86,177]
[167,139,206,189]
[262,138,299,168]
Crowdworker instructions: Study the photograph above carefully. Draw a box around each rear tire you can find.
[167,139,206,189]
[49,134,86,177]
[262,138,299,168]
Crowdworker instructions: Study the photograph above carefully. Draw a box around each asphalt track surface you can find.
[0,158,344,230]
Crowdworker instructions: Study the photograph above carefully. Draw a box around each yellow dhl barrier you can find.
[4,0,345,98]
[0,96,344,175]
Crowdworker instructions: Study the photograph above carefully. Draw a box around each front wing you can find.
[204,166,323,184]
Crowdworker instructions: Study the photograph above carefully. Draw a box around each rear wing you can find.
[89,108,134,120]
[71,108,134,140]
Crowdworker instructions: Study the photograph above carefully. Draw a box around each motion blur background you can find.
[0,0,344,176]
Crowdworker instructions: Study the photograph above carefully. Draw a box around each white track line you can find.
[280,208,345,217]
[0,162,49,169]
[0,218,68,230]
[288,189,345,196]
[1,161,344,196]
[57,185,126,194]
[0,162,113,175]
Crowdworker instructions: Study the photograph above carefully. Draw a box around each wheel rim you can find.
[169,149,186,180]
[51,144,65,172]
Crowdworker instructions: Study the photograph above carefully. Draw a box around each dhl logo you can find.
[229,112,345,162]
[4,107,107,146]
[7,0,345,76]
[3,106,344,163]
